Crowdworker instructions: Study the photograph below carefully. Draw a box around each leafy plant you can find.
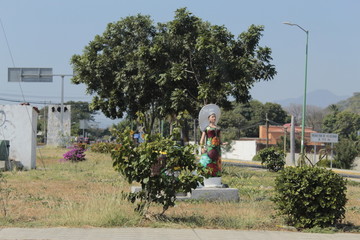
[334,138,359,169]
[71,8,277,133]
[62,143,87,162]
[111,128,203,216]
[90,142,120,154]
[272,166,347,228]
[256,147,285,172]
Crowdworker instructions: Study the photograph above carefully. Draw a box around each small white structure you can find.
[0,104,38,170]
[222,140,257,161]
[46,105,71,146]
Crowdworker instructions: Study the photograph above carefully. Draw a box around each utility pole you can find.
[43,104,47,144]
[266,113,269,147]
[283,126,287,153]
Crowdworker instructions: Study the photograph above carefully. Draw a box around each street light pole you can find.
[283,22,309,164]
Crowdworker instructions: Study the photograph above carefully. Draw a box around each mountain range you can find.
[274,89,350,108]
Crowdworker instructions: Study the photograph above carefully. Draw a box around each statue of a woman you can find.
[198,104,226,178]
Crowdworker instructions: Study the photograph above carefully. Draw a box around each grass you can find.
[1,146,360,232]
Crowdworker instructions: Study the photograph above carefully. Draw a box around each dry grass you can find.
[1,146,360,232]
[344,181,360,228]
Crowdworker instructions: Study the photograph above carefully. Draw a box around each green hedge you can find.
[255,147,285,172]
[272,166,347,228]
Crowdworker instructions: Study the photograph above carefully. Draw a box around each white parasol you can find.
[198,104,221,132]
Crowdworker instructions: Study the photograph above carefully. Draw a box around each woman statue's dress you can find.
[199,126,222,177]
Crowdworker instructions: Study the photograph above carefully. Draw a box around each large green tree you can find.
[220,100,289,138]
[65,101,98,136]
[322,110,360,139]
[71,8,276,133]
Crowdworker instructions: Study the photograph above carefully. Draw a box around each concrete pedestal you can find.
[131,185,239,202]
[181,187,239,202]
[202,177,223,188]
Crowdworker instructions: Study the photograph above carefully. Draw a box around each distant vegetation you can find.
[336,92,360,114]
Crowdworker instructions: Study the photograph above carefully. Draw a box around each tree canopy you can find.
[220,100,289,138]
[322,110,360,139]
[336,92,360,114]
[65,101,98,136]
[71,8,276,132]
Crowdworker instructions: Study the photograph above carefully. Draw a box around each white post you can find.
[290,116,296,166]
[330,142,334,168]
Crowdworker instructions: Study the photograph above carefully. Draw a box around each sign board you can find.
[79,120,89,130]
[310,133,338,143]
[8,68,53,82]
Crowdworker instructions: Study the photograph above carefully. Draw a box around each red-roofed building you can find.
[257,124,319,146]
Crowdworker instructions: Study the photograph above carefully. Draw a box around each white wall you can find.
[0,105,38,169]
[47,105,71,146]
[222,140,257,161]
[189,140,257,161]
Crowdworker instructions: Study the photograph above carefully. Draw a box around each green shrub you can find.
[90,142,120,154]
[315,158,341,168]
[272,166,347,228]
[334,138,359,169]
[111,128,203,216]
[256,147,285,172]
[252,153,261,162]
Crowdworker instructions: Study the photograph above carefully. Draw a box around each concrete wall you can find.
[222,140,257,161]
[189,140,257,161]
[46,105,71,146]
[0,105,38,169]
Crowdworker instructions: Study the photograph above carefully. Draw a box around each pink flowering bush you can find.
[62,143,87,162]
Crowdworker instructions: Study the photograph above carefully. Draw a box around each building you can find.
[258,124,318,146]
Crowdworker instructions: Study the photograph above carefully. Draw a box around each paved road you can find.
[223,159,360,180]
[0,227,360,240]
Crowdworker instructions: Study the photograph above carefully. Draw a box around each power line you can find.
[0,96,93,105]
[0,17,15,67]
[0,92,92,100]
[0,97,50,105]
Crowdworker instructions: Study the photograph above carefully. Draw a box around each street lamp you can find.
[283,22,309,162]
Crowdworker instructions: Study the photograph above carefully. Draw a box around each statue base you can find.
[131,176,239,202]
[201,177,223,188]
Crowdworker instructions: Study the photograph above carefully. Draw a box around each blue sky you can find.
[1,0,359,126]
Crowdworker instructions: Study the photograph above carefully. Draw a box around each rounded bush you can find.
[272,166,347,228]
[62,144,87,162]
[257,147,285,172]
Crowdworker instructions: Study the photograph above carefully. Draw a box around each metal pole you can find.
[330,142,334,168]
[44,104,47,144]
[283,22,309,164]
[266,113,269,147]
[60,75,64,136]
[284,127,287,153]
[300,30,309,159]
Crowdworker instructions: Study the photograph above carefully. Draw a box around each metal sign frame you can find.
[310,133,338,143]
[8,68,53,82]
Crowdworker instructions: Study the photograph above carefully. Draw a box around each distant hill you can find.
[274,89,349,108]
[336,92,360,114]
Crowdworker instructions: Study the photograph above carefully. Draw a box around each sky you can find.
[1,0,359,127]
